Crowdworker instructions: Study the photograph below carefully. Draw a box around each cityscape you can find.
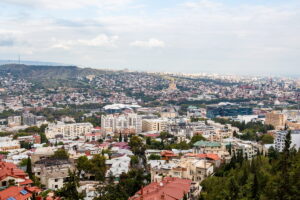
[0,0,300,200]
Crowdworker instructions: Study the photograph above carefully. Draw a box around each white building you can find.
[275,130,300,152]
[101,113,142,134]
[45,122,93,139]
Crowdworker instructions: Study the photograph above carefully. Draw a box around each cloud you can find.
[1,0,134,10]
[0,36,14,47]
[130,38,165,48]
[52,34,119,49]
[183,0,222,10]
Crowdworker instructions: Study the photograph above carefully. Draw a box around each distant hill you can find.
[0,59,66,66]
[0,64,108,87]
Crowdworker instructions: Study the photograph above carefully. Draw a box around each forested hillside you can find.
[200,131,300,200]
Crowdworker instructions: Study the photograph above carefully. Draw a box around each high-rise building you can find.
[101,113,142,134]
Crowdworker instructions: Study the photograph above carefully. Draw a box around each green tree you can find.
[190,134,206,145]
[148,154,161,160]
[26,157,33,180]
[90,154,106,181]
[260,134,274,144]
[52,148,69,159]
[55,170,84,200]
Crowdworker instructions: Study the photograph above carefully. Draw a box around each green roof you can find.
[193,140,221,147]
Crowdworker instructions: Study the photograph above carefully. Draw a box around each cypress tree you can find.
[26,156,33,180]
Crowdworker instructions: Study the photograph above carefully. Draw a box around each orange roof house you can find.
[0,161,32,187]
[129,177,192,200]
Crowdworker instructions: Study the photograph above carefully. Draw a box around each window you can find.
[55,179,58,182]
[55,185,58,189]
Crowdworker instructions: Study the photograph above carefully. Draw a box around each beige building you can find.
[151,157,213,183]
[45,122,93,138]
[7,116,22,127]
[265,111,287,129]
[33,158,74,190]
[160,112,178,118]
[142,119,168,132]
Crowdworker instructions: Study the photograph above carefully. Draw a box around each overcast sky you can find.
[0,0,299,76]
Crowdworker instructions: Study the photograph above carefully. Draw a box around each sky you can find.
[0,0,299,76]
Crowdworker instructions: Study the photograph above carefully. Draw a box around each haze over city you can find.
[0,0,299,76]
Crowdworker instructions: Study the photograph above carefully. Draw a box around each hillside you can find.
[0,64,109,87]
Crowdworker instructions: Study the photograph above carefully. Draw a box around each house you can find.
[105,155,131,180]
[0,161,32,188]
[0,186,40,200]
[129,177,201,200]
[84,132,104,142]
[160,150,178,161]
[33,158,74,190]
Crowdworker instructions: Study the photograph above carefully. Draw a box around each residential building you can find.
[274,130,300,152]
[45,122,93,138]
[7,116,22,127]
[0,137,20,151]
[142,119,168,132]
[22,113,37,126]
[129,177,200,200]
[265,111,287,129]
[33,158,74,190]
[0,161,32,187]
[101,113,142,134]
[0,186,40,200]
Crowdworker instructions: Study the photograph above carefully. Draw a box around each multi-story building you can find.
[274,130,300,152]
[22,113,37,126]
[0,137,20,151]
[7,116,22,127]
[33,158,74,190]
[265,111,286,129]
[142,119,168,132]
[45,122,93,138]
[101,113,142,134]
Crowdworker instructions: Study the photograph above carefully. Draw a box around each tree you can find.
[52,148,69,159]
[129,136,145,156]
[119,133,122,142]
[190,134,206,145]
[55,170,84,200]
[276,130,292,200]
[90,154,106,181]
[26,157,33,180]
[148,154,161,160]
[76,156,91,176]
[260,134,274,144]
[124,134,128,143]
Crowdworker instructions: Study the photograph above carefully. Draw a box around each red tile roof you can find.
[161,150,178,157]
[0,186,32,200]
[0,161,27,181]
[20,179,33,185]
[184,153,220,161]
[129,177,192,200]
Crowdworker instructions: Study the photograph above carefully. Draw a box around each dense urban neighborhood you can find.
[0,64,299,200]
